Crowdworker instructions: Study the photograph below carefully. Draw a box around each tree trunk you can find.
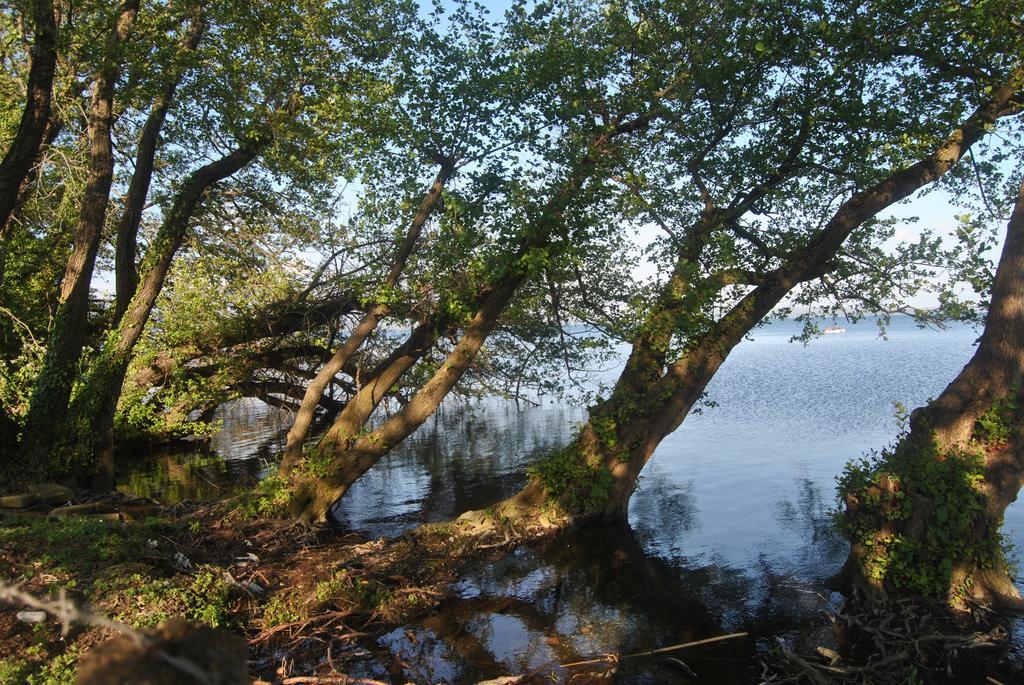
[289,275,523,523]
[65,142,262,484]
[282,110,646,522]
[279,164,453,473]
[114,11,205,322]
[472,71,1024,536]
[280,315,444,477]
[0,99,65,287]
[282,112,641,522]
[0,0,57,241]
[18,0,140,480]
[833,180,1024,610]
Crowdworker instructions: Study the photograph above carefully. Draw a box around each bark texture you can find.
[287,316,445,472]
[0,60,94,284]
[289,274,524,523]
[114,11,205,322]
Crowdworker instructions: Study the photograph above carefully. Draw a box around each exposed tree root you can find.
[410,481,579,551]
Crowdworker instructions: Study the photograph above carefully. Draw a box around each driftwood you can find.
[559,631,748,668]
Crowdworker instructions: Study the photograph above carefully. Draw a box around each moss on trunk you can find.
[834,180,1024,611]
[834,430,1022,609]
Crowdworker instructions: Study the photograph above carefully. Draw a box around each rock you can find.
[0,493,39,509]
[48,502,115,518]
[16,610,47,624]
[26,483,75,505]
[475,679,523,685]
[171,551,193,572]
[76,619,248,685]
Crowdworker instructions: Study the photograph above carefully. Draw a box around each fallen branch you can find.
[560,631,748,668]
[0,578,217,685]
[761,598,1015,684]
[0,577,143,644]
[251,609,355,644]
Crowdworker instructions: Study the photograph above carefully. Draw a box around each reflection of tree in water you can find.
[416,401,584,521]
[377,625,467,683]
[409,509,895,684]
[117,450,264,503]
[116,398,285,503]
[773,477,847,569]
[720,478,847,643]
[335,399,585,536]
[411,524,777,684]
[629,475,699,550]
[388,481,852,683]
[209,398,290,460]
[122,399,855,681]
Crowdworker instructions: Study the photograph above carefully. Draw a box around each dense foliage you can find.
[0,0,1020,594]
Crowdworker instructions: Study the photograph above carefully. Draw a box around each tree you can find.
[280,0,673,523]
[257,0,1022,525]
[445,1,1024,536]
[277,0,572,475]
[832,179,1024,609]
[111,3,204,323]
[4,0,419,484]
[66,137,269,484]
[56,0,389,483]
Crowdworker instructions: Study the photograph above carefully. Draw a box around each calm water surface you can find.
[120,317,1022,682]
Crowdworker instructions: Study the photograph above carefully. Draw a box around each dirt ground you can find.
[0,498,494,684]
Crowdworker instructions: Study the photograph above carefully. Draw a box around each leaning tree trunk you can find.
[288,273,524,523]
[278,89,676,524]
[0,104,66,286]
[63,142,263,485]
[279,163,454,474]
[114,10,205,322]
[283,314,446,475]
[283,118,647,523]
[464,70,1023,539]
[17,0,140,481]
[832,180,1024,611]
[0,0,57,241]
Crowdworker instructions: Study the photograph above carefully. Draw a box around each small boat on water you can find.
[823,325,846,334]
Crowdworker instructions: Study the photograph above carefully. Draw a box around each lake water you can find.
[119,317,1023,682]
